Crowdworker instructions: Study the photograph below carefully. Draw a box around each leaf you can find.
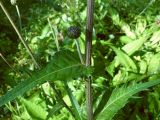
[96,79,160,120]
[46,103,64,120]
[120,36,133,44]
[0,50,85,107]
[101,41,137,72]
[150,30,160,45]
[148,53,160,74]
[122,37,146,56]
[135,18,147,36]
[121,24,136,39]
[106,60,116,77]
[21,98,47,120]
[122,28,153,56]
[139,60,147,74]
[64,81,83,120]
[111,45,137,72]
[94,89,112,119]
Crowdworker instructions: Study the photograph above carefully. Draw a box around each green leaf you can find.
[21,98,47,120]
[96,79,160,120]
[135,18,146,36]
[0,50,85,107]
[122,37,146,56]
[46,103,64,120]
[101,41,137,72]
[64,81,83,120]
[120,36,133,44]
[106,60,116,77]
[139,60,147,74]
[110,43,137,72]
[150,30,160,45]
[148,53,160,74]
[122,28,153,56]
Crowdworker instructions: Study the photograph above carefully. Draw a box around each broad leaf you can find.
[0,50,85,107]
[96,79,160,120]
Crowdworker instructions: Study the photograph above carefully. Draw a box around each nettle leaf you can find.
[0,50,86,107]
[96,79,160,120]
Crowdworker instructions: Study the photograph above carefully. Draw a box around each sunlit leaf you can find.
[101,41,137,72]
[121,24,136,39]
[150,30,160,45]
[120,36,133,44]
[122,37,146,56]
[122,28,154,56]
[111,45,137,71]
[139,60,147,74]
[21,98,47,120]
[148,53,160,74]
[96,79,160,120]
[135,18,147,36]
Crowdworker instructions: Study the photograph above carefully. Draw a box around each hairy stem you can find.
[0,1,40,69]
[85,0,94,120]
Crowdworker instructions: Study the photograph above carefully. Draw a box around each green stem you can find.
[0,53,17,73]
[0,1,40,69]
[75,39,84,64]
[47,18,60,51]
[15,5,22,32]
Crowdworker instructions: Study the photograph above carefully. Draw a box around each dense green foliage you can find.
[1,0,160,119]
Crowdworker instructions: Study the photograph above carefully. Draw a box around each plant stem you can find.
[75,39,84,64]
[85,0,94,120]
[47,18,60,51]
[15,5,22,32]
[0,53,17,73]
[0,1,40,69]
[50,83,74,117]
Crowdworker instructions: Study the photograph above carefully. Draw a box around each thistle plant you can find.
[1,0,160,120]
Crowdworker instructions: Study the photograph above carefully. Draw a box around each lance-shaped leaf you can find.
[96,79,160,120]
[0,50,86,107]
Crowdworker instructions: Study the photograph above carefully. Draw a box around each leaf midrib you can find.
[101,80,159,113]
